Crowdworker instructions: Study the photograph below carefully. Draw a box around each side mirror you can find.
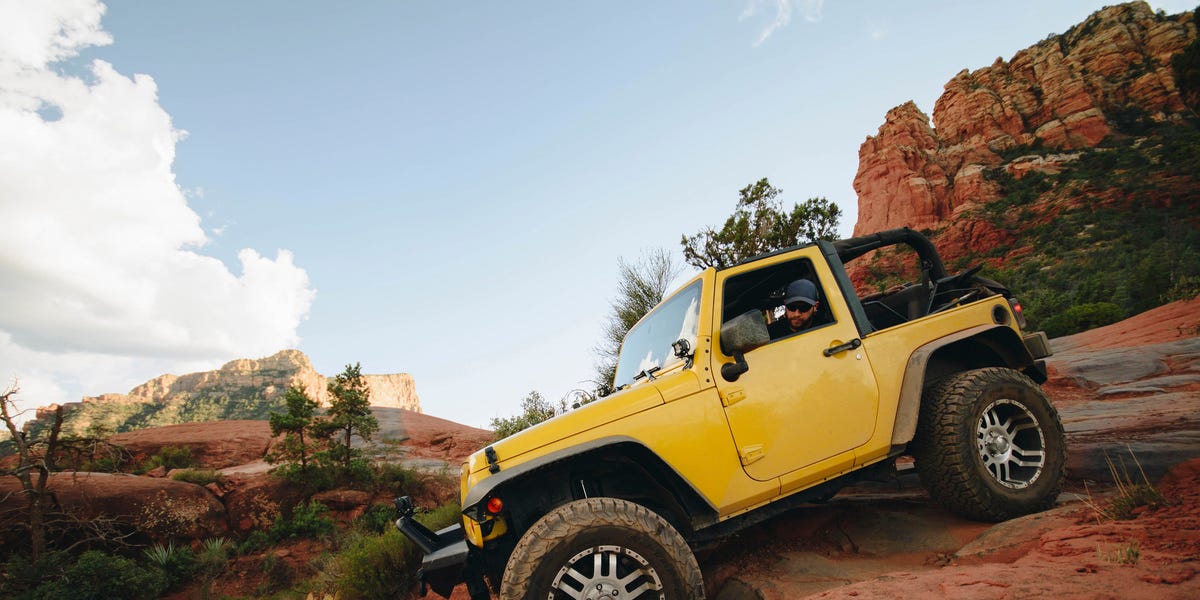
[719,310,769,382]
[720,310,769,355]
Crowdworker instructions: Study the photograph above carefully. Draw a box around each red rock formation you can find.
[853,2,1196,236]
[109,420,274,469]
[75,349,422,415]
[0,472,229,540]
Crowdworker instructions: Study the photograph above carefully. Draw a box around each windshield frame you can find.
[612,280,703,389]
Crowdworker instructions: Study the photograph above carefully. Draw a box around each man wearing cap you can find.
[768,279,821,339]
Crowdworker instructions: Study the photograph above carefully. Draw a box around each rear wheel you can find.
[914,367,1066,521]
[499,497,704,600]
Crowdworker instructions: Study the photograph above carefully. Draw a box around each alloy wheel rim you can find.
[976,398,1046,489]
[550,544,665,600]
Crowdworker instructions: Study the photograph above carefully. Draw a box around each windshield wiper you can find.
[633,366,661,382]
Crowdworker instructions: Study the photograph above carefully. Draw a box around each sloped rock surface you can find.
[0,472,228,540]
[109,419,273,469]
[705,298,1200,599]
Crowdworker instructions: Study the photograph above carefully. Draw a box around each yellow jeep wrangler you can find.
[397,228,1063,599]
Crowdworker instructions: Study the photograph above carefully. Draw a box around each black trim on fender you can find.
[462,436,718,528]
[1024,359,1048,383]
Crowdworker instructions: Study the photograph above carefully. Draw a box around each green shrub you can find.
[0,550,73,599]
[196,537,230,578]
[270,501,336,542]
[1163,274,1200,303]
[170,468,225,486]
[373,463,421,494]
[143,541,197,589]
[141,445,195,472]
[37,550,167,600]
[355,503,397,534]
[257,553,296,596]
[237,529,272,555]
[332,501,461,600]
[1041,302,1125,337]
[272,462,336,492]
[81,451,129,473]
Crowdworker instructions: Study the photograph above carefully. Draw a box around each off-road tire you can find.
[499,497,705,600]
[914,367,1066,521]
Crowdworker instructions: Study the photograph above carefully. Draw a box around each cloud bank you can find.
[0,0,315,419]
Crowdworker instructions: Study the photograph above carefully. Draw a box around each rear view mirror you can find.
[720,310,769,355]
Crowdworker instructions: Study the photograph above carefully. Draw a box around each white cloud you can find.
[741,0,823,46]
[0,1,315,421]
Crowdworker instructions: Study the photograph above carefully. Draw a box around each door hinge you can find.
[720,387,745,407]
[739,444,764,466]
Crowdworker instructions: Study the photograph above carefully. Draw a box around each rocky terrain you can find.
[3,3,1197,598]
[699,295,1200,600]
[3,297,1193,599]
[0,409,488,544]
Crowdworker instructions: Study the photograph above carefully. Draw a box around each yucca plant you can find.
[143,541,176,568]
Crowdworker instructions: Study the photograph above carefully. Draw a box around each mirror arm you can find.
[721,351,750,382]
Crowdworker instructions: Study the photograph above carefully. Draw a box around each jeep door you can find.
[713,249,880,491]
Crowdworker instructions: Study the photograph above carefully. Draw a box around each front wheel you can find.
[499,497,705,600]
[914,367,1066,521]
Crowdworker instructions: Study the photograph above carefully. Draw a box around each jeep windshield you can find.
[613,280,701,389]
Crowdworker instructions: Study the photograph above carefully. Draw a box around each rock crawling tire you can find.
[499,497,705,600]
[914,367,1066,521]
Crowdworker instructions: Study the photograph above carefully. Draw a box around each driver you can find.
[769,279,821,339]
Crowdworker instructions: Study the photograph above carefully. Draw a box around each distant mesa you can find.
[32,349,420,435]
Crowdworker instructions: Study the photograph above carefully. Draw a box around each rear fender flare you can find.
[889,325,1035,446]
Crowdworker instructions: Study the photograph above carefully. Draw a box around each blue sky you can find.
[1,0,1194,428]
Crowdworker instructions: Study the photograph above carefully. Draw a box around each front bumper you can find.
[394,496,488,599]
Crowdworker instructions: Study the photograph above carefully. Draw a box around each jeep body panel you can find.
[395,228,1059,599]
[710,245,881,492]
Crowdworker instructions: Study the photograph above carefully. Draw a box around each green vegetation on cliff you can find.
[970,119,1200,337]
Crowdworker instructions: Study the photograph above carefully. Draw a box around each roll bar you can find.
[832,227,949,281]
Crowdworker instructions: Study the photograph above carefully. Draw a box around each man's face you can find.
[785,301,817,330]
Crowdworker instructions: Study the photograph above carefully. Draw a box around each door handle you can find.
[823,338,861,357]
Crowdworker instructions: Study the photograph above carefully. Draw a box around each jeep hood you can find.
[466,379,666,477]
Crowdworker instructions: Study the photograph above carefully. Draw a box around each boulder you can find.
[0,472,228,540]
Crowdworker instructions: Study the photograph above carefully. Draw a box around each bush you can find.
[0,551,73,599]
[270,501,336,542]
[273,462,337,492]
[237,529,272,555]
[373,463,421,494]
[36,550,168,600]
[257,553,296,595]
[354,503,397,534]
[332,501,461,600]
[170,468,225,486]
[196,537,230,578]
[140,445,195,472]
[143,541,197,589]
[1041,302,1125,338]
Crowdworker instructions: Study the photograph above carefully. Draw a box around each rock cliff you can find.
[93,349,421,412]
[853,2,1196,235]
[34,350,421,433]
